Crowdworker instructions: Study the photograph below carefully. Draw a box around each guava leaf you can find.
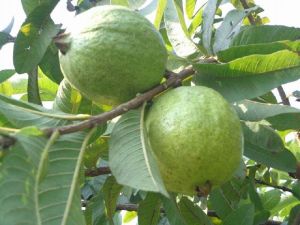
[13,3,60,73]
[288,204,300,225]
[138,193,161,225]
[102,176,123,222]
[0,130,92,225]
[234,100,300,130]
[0,32,13,49]
[39,43,64,84]
[21,0,59,15]
[188,7,203,35]
[213,7,258,53]
[194,66,300,102]
[164,0,199,57]
[109,105,168,197]
[178,197,213,225]
[260,190,282,211]
[218,40,300,63]
[244,141,297,173]
[161,195,187,225]
[139,0,167,29]
[185,0,196,19]
[201,0,222,55]
[242,122,285,153]
[222,204,255,225]
[0,93,90,129]
[194,50,300,77]
[231,25,300,47]
[84,191,108,225]
[0,70,15,83]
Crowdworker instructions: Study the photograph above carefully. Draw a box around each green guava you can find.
[56,5,167,106]
[145,86,243,195]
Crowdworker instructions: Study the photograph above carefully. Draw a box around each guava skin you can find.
[58,5,167,106]
[145,86,243,195]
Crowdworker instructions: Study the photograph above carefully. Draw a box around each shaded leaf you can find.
[109,106,168,196]
[178,197,213,225]
[103,176,123,222]
[13,4,60,73]
[0,32,13,49]
[288,204,300,225]
[244,141,297,173]
[260,189,281,211]
[231,25,300,47]
[234,100,300,130]
[222,204,255,225]
[39,43,64,84]
[0,70,15,83]
[242,122,285,153]
[161,195,187,225]
[138,193,161,225]
[209,187,234,218]
[85,191,108,225]
[201,0,222,54]
[164,0,199,57]
[21,0,59,15]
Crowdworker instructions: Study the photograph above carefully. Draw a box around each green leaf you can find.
[0,93,90,129]
[194,67,300,102]
[201,0,222,55]
[178,197,213,225]
[260,189,281,211]
[234,100,300,130]
[247,179,263,210]
[138,193,161,225]
[242,122,285,153]
[222,204,255,225]
[111,0,129,6]
[84,136,109,168]
[161,195,187,225]
[164,0,199,57]
[13,4,60,74]
[39,43,64,84]
[28,67,42,105]
[209,187,234,218]
[244,141,297,172]
[0,130,93,225]
[231,25,300,46]
[288,204,300,225]
[109,106,168,196]
[85,191,108,225]
[0,32,13,49]
[185,0,196,19]
[102,176,123,223]
[21,0,59,15]
[213,8,257,53]
[0,70,15,83]
[194,50,300,77]
[188,7,203,35]
[139,0,167,29]
[218,40,300,63]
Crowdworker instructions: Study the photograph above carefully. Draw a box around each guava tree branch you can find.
[239,0,256,25]
[43,66,195,136]
[254,178,294,193]
[85,166,111,176]
[277,86,291,105]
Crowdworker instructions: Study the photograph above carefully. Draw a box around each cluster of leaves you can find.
[0,0,299,225]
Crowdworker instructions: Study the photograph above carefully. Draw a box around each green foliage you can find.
[1,1,300,225]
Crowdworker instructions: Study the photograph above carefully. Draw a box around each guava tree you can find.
[0,0,299,225]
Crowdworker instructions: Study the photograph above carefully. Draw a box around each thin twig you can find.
[85,167,111,176]
[239,0,256,25]
[277,86,291,105]
[43,67,195,136]
[254,178,294,193]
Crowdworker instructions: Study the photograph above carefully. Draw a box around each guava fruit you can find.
[56,5,167,106]
[145,86,243,195]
